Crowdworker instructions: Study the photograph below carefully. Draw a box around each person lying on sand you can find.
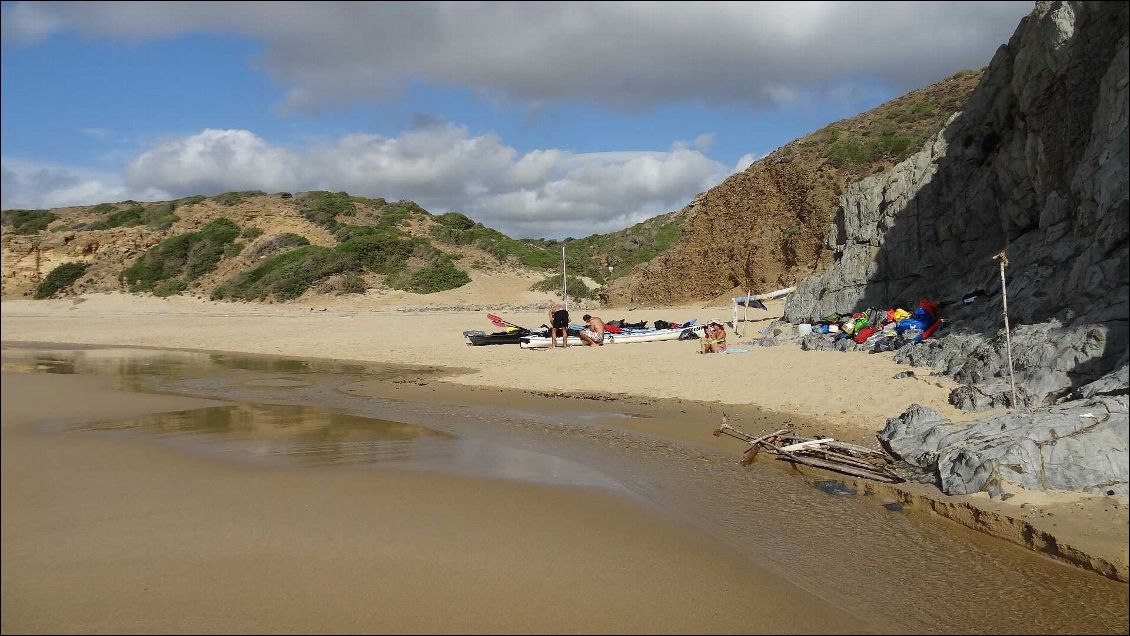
[579,314,605,347]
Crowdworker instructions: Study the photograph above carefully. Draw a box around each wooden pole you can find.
[993,249,1019,409]
[744,288,750,337]
[562,245,568,311]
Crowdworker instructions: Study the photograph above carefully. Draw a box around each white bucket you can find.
[797,323,813,336]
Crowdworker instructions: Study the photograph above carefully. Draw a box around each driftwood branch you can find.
[715,416,903,483]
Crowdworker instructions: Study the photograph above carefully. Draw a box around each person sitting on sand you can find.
[578,314,605,347]
[699,320,727,354]
[549,302,570,348]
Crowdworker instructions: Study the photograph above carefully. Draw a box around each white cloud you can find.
[124,129,301,195]
[7,123,735,238]
[733,153,757,173]
[1,2,1034,113]
[1,158,169,210]
[693,133,715,152]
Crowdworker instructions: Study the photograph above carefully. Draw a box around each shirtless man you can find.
[578,314,606,347]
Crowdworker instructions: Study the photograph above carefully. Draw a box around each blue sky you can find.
[1,1,1033,237]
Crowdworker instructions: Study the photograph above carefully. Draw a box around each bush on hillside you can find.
[530,274,597,301]
[122,218,240,292]
[407,259,472,293]
[153,279,189,297]
[211,191,266,206]
[34,262,89,298]
[85,201,179,231]
[2,209,58,235]
[297,191,355,231]
[212,246,358,301]
[335,228,419,274]
[436,211,476,230]
[245,232,310,260]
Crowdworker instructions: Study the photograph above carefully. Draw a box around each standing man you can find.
[549,302,570,348]
[579,314,606,347]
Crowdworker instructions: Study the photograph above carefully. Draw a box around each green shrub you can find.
[211,191,266,206]
[153,279,189,297]
[85,202,179,231]
[245,233,310,260]
[35,262,89,298]
[408,260,471,293]
[297,191,355,231]
[530,274,596,300]
[869,131,915,160]
[335,228,418,274]
[827,138,870,166]
[213,246,358,301]
[436,211,476,230]
[223,242,245,259]
[241,226,264,240]
[2,209,58,234]
[341,272,367,294]
[122,218,240,292]
[175,195,207,207]
[91,203,116,214]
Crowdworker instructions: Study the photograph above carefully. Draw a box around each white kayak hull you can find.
[520,326,704,349]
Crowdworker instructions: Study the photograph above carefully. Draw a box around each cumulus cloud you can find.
[2,1,1033,112]
[1,159,169,210]
[111,124,729,237]
[124,129,301,195]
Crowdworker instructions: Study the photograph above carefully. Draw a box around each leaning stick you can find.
[993,249,1019,409]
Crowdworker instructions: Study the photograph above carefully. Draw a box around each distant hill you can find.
[0,190,682,303]
[2,70,981,305]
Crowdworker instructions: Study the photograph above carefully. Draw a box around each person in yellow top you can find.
[699,320,727,354]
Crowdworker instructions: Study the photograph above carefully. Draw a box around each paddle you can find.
[487,313,525,330]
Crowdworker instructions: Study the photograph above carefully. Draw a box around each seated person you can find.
[699,320,727,354]
[579,314,605,347]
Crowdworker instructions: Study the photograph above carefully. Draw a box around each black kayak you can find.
[464,329,533,346]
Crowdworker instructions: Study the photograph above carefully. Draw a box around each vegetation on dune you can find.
[427,209,684,287]
[215,223,471,301]
[245,232,310,261]
[2,209,58,234]
[241,226,264,240]
[530,274,597,301]
[34,262,89,298]
[800,72,983,172]
[404,257,471,293]
[212,245,357,301]
[121,218,241,292]
[297,191,356,232]
[210,191,267,206]
[152,279,189,297]
[84,201,180,231]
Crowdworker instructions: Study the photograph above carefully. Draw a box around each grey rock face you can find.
[785,2,1130,409]
[880,395,1129,496]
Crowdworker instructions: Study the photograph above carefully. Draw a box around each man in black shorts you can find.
[549,302,570,348]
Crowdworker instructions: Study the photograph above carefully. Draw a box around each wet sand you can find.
[2,345,1127,634]
[1,371,877,634]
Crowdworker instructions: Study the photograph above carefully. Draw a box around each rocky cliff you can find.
[786,1,1128,410]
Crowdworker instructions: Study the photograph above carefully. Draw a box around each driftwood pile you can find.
[713,415,904,483]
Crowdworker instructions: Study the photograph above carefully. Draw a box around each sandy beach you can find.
[2,291,1128,633]
[0,291,979,439]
